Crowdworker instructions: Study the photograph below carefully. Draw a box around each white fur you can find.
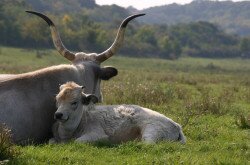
[51,104,186,144]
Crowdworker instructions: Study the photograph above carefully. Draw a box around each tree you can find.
[240,38,250,58]
[158,35,182,59]
[20,17,50,57]
[135,26,157,46]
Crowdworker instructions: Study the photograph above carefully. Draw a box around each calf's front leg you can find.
[49,138,56,144]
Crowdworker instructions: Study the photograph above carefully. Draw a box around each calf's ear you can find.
[82,94,98,105]
[59,84,66,91]
[99,66,118,80]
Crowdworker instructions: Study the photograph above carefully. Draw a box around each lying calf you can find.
[50,82,186,144]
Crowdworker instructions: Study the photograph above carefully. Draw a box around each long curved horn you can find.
[96,14,145,63]
[26,11,76,61]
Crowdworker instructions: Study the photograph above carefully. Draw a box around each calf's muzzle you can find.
[54,112,63,120]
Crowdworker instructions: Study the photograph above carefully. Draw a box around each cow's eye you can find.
[71,101,78,110]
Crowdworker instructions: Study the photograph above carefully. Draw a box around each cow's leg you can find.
[141,124,162,144]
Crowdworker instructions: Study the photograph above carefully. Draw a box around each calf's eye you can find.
[71,101,78,110]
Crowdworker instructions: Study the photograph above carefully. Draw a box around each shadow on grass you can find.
[91,140,119,148]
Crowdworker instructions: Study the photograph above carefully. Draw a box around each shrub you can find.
[187,90,227,115]
[235,114,250,129]
[0,124,19,161]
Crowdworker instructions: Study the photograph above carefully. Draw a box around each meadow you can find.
[0,46,249,164]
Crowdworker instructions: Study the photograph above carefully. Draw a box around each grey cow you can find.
[0,11,144,143]
[50,82,186,144]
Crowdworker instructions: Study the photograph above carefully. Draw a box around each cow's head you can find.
[26,11,145,102]
[55,82,97,128]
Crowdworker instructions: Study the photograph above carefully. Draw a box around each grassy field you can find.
[0,46,249,164]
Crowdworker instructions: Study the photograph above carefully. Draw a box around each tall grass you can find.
[0,124,19,162]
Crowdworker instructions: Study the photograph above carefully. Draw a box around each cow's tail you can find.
[178,127,186,144]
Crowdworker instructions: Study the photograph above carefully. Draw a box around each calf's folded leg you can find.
[76,133,108,143]
[141,124,160,144]
[76,125,108,143]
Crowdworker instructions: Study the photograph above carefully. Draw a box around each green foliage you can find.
[240,37,250,58]
[0,124,19,161]
[141,0,250,36]
[235,114,250,129]
[134,26,157,46]
[84,5,130,23]
[169,21,240,58]
[0,0,248,59]
[25,0,96,13]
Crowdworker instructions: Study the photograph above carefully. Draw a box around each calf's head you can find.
[55,82,97,126]
[26,11,145,102]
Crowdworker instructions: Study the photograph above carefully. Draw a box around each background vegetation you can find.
[1,0,250,59]
[0,47,249,164]
[140,0,250,36]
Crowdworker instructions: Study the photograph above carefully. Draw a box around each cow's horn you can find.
[96,13,145,63]
[26,11,76,61]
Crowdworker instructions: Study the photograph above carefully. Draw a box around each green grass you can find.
[0,46,249,164]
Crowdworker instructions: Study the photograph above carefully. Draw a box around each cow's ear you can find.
[99,66,118,80]
[82,94,98,105]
